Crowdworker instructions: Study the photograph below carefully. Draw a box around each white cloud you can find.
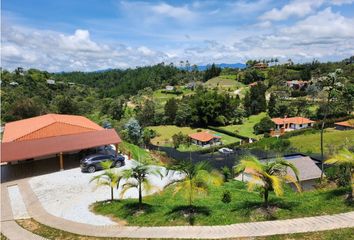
[330,0,354,5]
[282,7,354,38]
[1,26,169,72]
[151,3,195,19]
[59,29,104,52]
[260,0,324,21]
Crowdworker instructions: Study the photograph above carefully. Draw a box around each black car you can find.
[79,145,116,158]
[80,153,125,173]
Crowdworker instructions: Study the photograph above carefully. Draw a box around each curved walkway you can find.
[2,179,354,239]
[1,182,46,240]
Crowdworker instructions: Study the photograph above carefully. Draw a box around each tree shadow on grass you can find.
[323,187,353,207]
[121,202,155,217]
[231,198,299,220]
[166,205,211,225]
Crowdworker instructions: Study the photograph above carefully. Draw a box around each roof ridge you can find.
[14,121,57,141]
[54,121,100,131]
[15,121,98,142]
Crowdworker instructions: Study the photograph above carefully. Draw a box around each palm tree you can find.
[120,162,162,207]
[90,161,123,201]
[167,161,223,211]
[325,148,354,201]
[234,155,301,207]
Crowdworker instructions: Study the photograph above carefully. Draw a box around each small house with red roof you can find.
[188,131,221,147]
[334,120,354,130]
[271,117,315,132]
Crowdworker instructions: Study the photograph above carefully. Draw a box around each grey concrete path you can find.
[2,178,354,239]
[1,182,47,240]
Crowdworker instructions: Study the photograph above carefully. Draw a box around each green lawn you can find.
[148,125,241,151]
[263,228,354,240]
[152,88,193,105]
[93,180,353,226]
[205,76,245,91]
[289,129,354,155]
[220,112,267,139]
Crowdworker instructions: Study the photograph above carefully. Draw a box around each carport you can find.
[1,114,122,181]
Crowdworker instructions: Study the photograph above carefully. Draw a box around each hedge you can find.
[160,90,184,95]
[207,126,254,141]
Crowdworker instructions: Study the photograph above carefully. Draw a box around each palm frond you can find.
[326,148,354,166]
[283,174,302,192]
[268,175,284,196]
[120,180,138,198]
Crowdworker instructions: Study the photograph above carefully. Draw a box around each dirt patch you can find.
[16,219,41,232]
[150,150,175,165]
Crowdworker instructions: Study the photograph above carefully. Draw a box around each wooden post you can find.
[59,152,64,171]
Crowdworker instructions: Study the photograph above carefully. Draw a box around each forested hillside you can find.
[1,58,353,136]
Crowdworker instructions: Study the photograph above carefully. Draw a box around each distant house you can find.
[253,62,268,70]
[9,81,19,86]
[189,132,221,147]
[334,120,354,130]
[165,85,175,91]
[46,79,56,85]
[286,80,307,89]
[236,155,322,191]
[185,82,195,89]
[271,117,315,132]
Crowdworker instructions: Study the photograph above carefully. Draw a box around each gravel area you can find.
[29,158,182,226]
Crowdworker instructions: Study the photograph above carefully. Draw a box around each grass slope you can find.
[93,180,353,226]
[148,125,241,151]
[289,129,354,155]
[152,88,193,105]
[220,112,267,139]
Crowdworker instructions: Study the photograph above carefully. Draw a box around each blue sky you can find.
[2,0,354,71]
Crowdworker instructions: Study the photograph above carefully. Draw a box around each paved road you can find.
[1,179,354,239]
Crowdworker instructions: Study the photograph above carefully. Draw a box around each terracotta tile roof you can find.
[271,117,314,125]
[1,129,121,162]
[335,120,354,128]
[2,114,103,142]
[188,132,221,142]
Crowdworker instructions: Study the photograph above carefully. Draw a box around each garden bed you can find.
[92,180,353,226]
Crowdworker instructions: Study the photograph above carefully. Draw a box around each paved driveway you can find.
[28,158,182,226]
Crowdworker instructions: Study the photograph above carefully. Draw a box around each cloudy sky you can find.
[2,0,354,72]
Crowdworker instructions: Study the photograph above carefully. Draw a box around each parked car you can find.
[79,145,116,158]
[218,147,234,154]
[80,153,125,173]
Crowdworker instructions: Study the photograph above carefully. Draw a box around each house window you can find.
[299,124,302,127]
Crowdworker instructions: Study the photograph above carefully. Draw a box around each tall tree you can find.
[164,98,178,124]
[203,63,221,82]
[109,97,126,120]
[318,69,345,180]
[124,118,142,145]
[136,99,156,127]
[268,93,277,117]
